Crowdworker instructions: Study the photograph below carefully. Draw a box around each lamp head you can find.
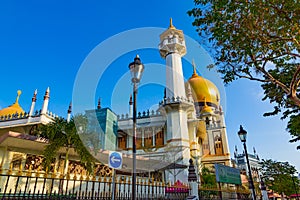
[238,125,247,143]
[129,55,144,84]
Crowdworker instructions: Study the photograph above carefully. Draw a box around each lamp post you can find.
[129,55,144,200]
[238,125,256,200]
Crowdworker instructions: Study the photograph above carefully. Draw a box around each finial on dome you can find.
[169,18,175,29]
[192,59,198,75]
[15,90,22,104]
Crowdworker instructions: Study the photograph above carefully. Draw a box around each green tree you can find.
[260,159,300,197]
[39,115,95,174]
[200,167,218,198]
[188,0,300,148]
[201,167,217,187]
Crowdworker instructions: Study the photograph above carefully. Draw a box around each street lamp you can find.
[129,55,144,200]
[238,125,257,200]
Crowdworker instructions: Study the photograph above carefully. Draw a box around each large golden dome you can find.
[0,90,25,117]
[188,66,220,107]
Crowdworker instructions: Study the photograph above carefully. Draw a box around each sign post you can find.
[109,151,122,200]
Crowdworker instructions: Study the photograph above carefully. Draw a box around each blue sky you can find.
[0,1,299,171]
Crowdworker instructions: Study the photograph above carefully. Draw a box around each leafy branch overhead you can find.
[188,0,300,149]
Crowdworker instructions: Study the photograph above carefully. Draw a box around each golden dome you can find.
[188,63,220,107]
[0,90,25,117]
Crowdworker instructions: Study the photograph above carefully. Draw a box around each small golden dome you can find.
[188,63,220,107]
[201,98,214,114]
[0,90,25,117]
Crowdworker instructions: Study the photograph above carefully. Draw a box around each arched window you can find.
[118,136,127,150]
[215,136,223,155]
[155,130,164,146]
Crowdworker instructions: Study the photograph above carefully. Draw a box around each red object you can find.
[165,180,189,193]
[290,194,300,198]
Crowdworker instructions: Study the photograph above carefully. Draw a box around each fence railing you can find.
[0,165,252,200]
[0,167,189,200]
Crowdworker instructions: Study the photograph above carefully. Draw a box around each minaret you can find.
[29,89,37,117]
[129,95,133,118]
[41,87,50,115]
[67,102,72,123]
[159,19,193,180]
[159,18,187,99]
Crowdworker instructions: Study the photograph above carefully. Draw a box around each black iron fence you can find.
[0,165,252,200]
[0,167,189,200]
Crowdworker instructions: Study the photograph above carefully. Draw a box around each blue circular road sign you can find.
[109,151,122,169]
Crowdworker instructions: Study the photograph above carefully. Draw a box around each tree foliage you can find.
[260,159,299,196]
[39,115,95,173]
[201,167,217,187]
[188,0,300,148]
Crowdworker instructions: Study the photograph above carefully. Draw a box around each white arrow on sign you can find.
[111,156,121,163]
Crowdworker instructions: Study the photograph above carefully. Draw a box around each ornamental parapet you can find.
[159,96,194,106]
[117,109,162,121]
[0,109,57,122]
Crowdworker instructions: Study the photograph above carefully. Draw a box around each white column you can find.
[28,89,37,117]
[165,53,186,99]
[41,87,50,115]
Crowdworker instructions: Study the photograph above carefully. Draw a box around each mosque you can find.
[0,20,231,183]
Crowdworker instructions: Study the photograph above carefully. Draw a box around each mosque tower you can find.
[158,19,195,168]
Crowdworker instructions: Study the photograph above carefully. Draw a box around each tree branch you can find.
[227,62,269,82]
[289,65,300,106]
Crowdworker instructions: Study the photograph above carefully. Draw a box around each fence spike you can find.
[66,171,70,180]
[17,163,23,176]
[51,171,56,179]
[7,163,13,175]
[26,165,32,176]
[92,174,96,181]
[80,171,84,181]
[36,165,42,177]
